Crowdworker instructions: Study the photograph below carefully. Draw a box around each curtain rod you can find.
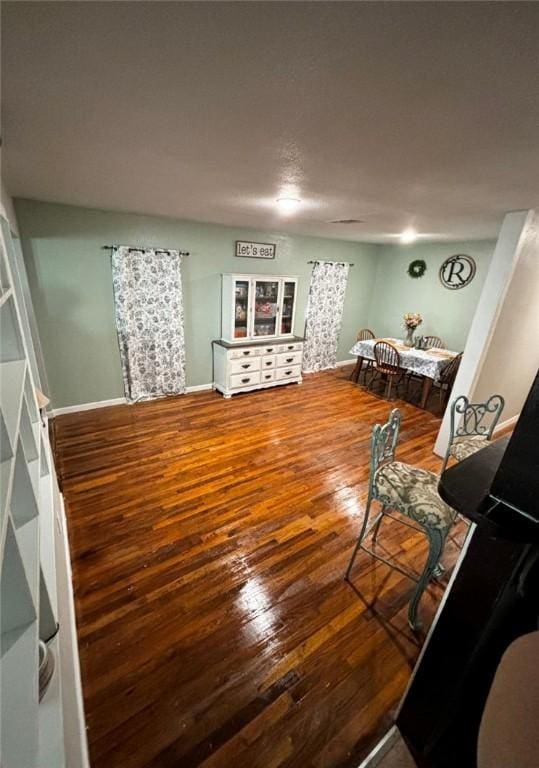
[102,245,190,256]
[308,260,354,267]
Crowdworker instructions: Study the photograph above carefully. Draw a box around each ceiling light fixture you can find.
[276,197,301,215]
[400,227,417,244]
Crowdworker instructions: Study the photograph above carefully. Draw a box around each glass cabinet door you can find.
[233,279,250,339]
[253,279,279,337]
[281,281,296,335]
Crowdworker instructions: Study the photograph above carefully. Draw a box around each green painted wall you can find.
[15,199,495,409]
[367,241,495,352]
[15,199,378,408]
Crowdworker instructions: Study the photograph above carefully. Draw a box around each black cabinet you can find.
[397,371,539,768]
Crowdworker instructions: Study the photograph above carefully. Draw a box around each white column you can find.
[434,210,534,457]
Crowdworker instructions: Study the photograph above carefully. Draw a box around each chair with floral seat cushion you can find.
[441,394,505,474]
[345,408,457,630]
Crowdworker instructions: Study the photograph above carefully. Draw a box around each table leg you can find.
[420,376,434,409]
[350,356,364,383]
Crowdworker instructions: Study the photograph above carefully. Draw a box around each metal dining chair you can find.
[350,328,376,383]
[367,341,406,399]
[345,408,457,630]
[423,335,444,349]
[441,394,505,473]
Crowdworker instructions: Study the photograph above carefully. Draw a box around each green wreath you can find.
[407,259,427,279]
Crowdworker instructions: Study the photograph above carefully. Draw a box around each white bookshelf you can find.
[0,223,71,766]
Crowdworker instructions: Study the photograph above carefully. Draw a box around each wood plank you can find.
[54,367,466,768]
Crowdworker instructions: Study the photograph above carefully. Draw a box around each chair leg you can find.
[350,357,362,383]
[371,505,387,543]
[408,528,445,631]
[440,449,450,475]
[345,494,374,580]
[386,375,392,399]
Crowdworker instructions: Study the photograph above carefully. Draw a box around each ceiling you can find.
[2,1,539,243]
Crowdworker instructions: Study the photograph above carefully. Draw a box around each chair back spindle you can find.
[374,341,401,375]
[370,408,401,493]
[423,335,444,349]
[439,352,462,386]
[357,328,376,341]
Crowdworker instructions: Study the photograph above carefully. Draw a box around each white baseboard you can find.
[494,414,519,435]
[52,397,126,416]
[356,726,399,767]
[52,385,215,416]
[185,383,213,393]
[54,486,90,767]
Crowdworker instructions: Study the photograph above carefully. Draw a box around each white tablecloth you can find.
[349,337,458,382]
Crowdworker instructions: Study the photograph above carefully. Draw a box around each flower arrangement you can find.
[403,312,423,330]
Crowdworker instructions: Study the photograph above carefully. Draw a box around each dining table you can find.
[349,337,459,409]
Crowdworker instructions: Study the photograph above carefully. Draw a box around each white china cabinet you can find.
[221,274,299,343]
[214,274,304,398]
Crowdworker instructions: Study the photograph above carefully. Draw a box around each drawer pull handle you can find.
[265,374,272,380]
[285,357,293,363]
[241,363,250,369]
[265,361,272,366]
[287,345,294,350]
[241,377,251,384]
[266,348,273,353]
[285,370,292,376]
[242,351,250,356]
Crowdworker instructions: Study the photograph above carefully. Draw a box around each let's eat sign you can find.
[235,240,276,259]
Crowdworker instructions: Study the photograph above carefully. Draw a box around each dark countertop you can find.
[438,437,509,523]
[213,336,304,349]
[439,436,539,542]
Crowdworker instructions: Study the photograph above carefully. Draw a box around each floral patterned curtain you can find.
[302,261,350,373]
[111,247,186,403]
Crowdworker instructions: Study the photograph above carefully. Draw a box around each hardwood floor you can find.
[54,368,466,768]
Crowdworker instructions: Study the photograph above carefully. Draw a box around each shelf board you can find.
[11,441,39,529]
[0,285,13,308]
[39,471,58,614]
[20,397,39,464]
[0,457,13,540]
[0,295,25,364]
[24,373,40,424]
[15,515,39,603]
[27,456,40,497]
[40,435,50,477]
[1,518,37,645]
[0,359,26,447]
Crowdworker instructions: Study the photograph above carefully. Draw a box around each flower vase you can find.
[404,327,415,347]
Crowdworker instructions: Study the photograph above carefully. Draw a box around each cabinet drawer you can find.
[260,369,276,383]
[278,342,303,353]
[230,371,261,388]
[261,355,276,370]
[277,351,302,367]
[261,345,278,355]
[275,365,301,381]
[230,357,261,374]
[229,347,261,359]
